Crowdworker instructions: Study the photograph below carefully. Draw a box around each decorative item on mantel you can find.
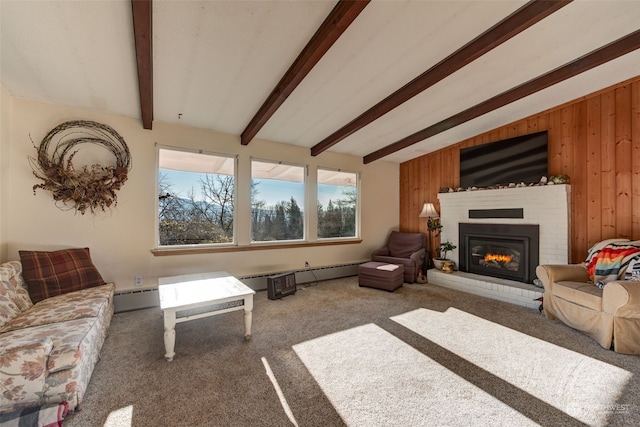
[439,175,570,193]
[419,202,441,269]
[29,120,132,215]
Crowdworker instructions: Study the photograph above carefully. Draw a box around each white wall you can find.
[0,84,11,260]
[3,96,399,290]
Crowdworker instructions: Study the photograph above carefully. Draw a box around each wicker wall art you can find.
[29,120,132,215]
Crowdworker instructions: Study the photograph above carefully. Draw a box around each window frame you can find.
[155,144,238,249]
[250,157,308,244]
[316,167,360,241]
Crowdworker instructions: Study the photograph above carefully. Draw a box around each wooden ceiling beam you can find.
[311,0,572,157]
[131,0,153,130]
[241,0,370,146]
[363,29,640,164]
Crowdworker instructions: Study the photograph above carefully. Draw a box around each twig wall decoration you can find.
[29,120,132,215]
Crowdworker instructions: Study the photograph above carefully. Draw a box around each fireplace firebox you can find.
[459,223,539,283]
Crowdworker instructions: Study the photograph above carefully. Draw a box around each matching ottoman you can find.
[358,262,404,291]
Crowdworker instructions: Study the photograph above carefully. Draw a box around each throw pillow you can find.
[19,248,106,303]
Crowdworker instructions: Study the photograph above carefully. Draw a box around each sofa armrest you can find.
[409,248,426,266]
[371,247,389,257]
[536,264,589,291]
[604,281,640,354]
[603,280,640,316]
[0,337,53,410]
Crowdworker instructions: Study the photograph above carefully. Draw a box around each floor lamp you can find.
[419,202,440,269]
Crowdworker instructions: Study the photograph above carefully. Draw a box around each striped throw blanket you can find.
[585,239,640,289]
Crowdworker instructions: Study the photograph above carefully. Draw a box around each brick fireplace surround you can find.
[427,184,571,309]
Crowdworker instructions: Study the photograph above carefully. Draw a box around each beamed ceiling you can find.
[2,1,639,164]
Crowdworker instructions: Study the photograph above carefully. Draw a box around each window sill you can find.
[151,239,362,256]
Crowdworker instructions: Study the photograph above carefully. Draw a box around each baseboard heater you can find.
[113,288,159,313]
[240,262,361,291]
[112,262,362,313]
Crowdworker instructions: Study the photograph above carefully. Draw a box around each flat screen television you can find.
[459,131,548,188]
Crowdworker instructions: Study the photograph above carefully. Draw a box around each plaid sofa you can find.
[0,260,114,414]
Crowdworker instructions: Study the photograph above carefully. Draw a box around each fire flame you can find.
[484,254,512,263]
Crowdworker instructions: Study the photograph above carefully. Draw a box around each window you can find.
[317,169,358,238]
[251,160,305,242]
[157,147,235,246]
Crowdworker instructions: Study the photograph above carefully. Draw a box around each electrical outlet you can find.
[134,276,144,287]
[305,261,310,268]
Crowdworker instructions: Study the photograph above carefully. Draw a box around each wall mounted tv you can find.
[459,131,548,188]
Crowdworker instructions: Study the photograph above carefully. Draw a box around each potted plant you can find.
[439,241,456,260]
[433,240,457,270]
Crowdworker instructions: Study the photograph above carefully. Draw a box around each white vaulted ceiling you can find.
[2,0,639,164]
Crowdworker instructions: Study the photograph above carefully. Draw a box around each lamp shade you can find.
[419,202,439,218]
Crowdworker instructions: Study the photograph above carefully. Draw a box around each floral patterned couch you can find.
[0,259,115,414]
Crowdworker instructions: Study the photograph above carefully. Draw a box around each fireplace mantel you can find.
[438,184,571,269]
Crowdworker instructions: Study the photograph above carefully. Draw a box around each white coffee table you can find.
[158,272,256,361]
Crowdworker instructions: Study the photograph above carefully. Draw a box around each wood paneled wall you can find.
[400,76,640,263]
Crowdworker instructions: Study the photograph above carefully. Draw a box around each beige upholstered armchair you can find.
[537,238,640,354]
[371,231,425,283]
[536,263,640,354]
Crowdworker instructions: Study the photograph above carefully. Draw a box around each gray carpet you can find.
[64,277,640,427]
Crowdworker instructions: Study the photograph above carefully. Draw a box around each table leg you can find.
[163,309,177,361]
[243,295,254,340]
